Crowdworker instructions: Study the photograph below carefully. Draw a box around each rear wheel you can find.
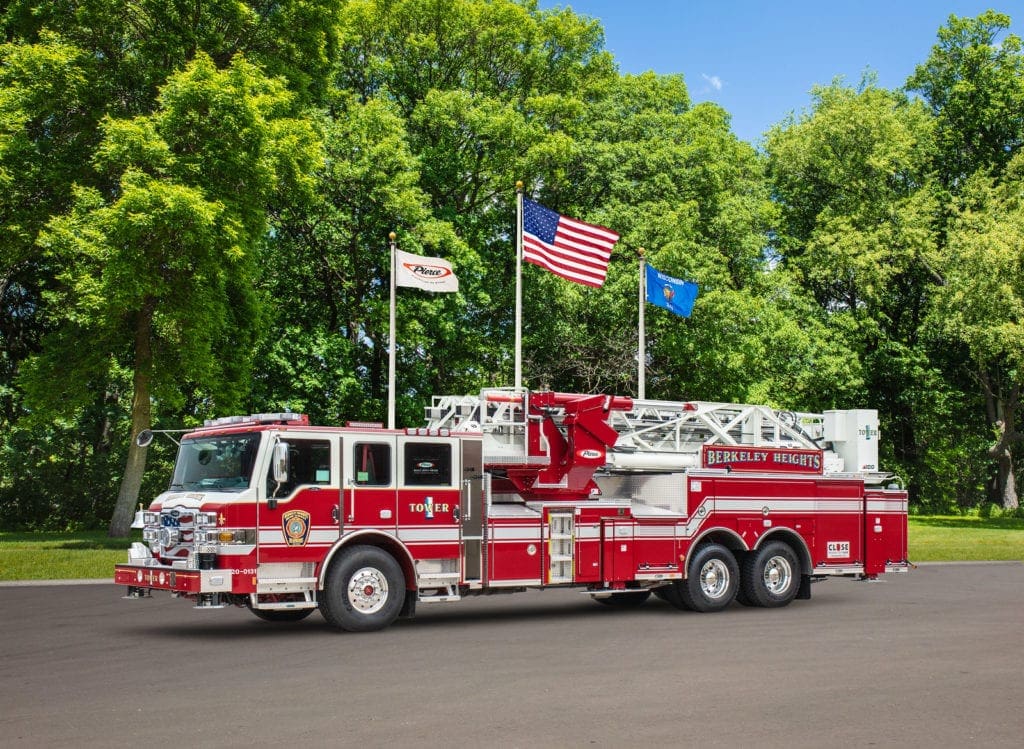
[321,545,405,632]
[679,543,739,612]
[741,541,800,608]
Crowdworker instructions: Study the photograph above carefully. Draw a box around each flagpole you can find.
[638,248,646,401]
[514,181,524,390]
[388,232,397,429]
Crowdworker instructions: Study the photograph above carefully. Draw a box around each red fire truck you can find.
[114,388,909,631]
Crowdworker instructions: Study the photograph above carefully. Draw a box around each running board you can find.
[417,584,461,603]
[251,590,317,610]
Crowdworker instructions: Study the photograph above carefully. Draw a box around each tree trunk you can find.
[1001,458,1019,511]
[108,302,155,537]
[981,374,1021,511]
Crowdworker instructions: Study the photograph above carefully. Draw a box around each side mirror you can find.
[273,442,289,484]
[135,430,154,448]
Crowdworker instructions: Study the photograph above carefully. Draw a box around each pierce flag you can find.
[395,248,459,292]
[646,264,698,318]
[521,198,619,287]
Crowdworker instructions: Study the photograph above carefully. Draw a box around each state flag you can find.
[646,264,698,318]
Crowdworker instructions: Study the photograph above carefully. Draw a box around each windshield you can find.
[170,433,261,492]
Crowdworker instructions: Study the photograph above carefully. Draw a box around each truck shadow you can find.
[114,596,761,640]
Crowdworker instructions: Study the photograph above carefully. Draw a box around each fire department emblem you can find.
[282,510,311,547]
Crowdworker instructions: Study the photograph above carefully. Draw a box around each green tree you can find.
[931,153,1024,510]
[904,11,1024,509]
[259,94,473,426]
[765,79,957,502]
[332,0,616,392]
[519,72,858,410]
[0,2,338,531]
[22,54,318,535]
[907,10,1024,187]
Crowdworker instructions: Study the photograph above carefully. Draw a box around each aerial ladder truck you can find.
[115,388,908,631]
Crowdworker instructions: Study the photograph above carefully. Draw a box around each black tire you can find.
[679,543,740,612]
[321,545,405,632]
[735,552,754,606]
[249,607,314,623]
[595,591,651,608]
[740,540,801,608]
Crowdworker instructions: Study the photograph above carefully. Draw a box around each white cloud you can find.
[701,73,723,91]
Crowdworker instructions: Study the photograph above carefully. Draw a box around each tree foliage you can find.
[1,3,1023,529]
[932,153,1024,510]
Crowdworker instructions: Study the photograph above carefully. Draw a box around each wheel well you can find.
[754,530,810,575]
[319,532,416,591]
[686,528,747,574]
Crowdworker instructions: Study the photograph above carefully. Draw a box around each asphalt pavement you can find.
[2,563,1022,748]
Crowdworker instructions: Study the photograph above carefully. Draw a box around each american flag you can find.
[521,198,619,287]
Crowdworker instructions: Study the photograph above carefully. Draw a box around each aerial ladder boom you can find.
[604,399,825,470]
[426,388,884,481]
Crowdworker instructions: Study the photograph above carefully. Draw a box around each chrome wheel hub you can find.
[699,559,731,599]
[347,567,389,614]
[763,556,793,594]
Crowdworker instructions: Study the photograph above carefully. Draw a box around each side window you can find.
[354,442,391,486]
[404,442,453,487]
[267,439,331,497]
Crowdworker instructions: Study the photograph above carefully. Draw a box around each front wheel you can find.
[321,545,406,632]
[740,541,800,608]
[678,543,739,612]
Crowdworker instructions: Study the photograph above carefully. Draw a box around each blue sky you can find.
[538,1,1022,143]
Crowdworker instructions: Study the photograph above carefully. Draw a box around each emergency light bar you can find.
[202,413,309,427]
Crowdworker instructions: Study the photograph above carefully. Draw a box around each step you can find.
[257,576,318,593]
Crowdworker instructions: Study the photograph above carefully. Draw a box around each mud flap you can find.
[797,574,813,600]
[400,589,417,619]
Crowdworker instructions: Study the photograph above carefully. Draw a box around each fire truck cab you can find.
[115,388,909,631]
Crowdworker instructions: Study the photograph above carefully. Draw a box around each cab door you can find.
[256,433,340,566]
[340,435,398,533]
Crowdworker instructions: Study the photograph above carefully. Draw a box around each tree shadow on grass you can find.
[910,516,1024,530]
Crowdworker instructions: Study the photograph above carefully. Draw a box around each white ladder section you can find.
[605,399,824,470]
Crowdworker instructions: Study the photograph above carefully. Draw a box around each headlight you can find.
[143,511,160,526]
[142,528,159,543]
[196,512,218,527]
[158,527,180,547]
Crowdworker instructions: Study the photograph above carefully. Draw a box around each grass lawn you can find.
[1,517,1021,581]
[908,515,1024,562]
[0,530,141,581]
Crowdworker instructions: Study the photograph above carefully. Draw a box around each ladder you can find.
[422,388,886,478]
[425,389,824,461]
[606,399,823,468]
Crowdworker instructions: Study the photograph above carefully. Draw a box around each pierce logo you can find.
[577,449,603,460]
[403,262,454,280]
